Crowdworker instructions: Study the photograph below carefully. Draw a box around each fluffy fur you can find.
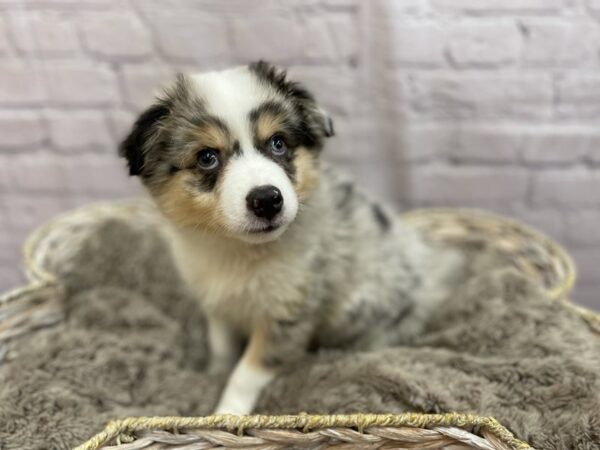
[120,62,461,414]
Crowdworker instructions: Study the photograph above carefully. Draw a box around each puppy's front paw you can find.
[214,354,275,416]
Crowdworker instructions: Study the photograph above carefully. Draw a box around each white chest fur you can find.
[167,227,312,332]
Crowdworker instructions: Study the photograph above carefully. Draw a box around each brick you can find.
[46,111,113,153]
[401,125,455,162]
[302,18,340,62]
[565,211,600,245]
[404,73,552,119]
[522,129,592,163]
[231,12,357,63]
[571,285,600,311]
[322,118,376,162]
[521,20,598,66]
[287,66,357,116]
[377,24,445,66]
[0,197,7,229]
[411,166,529,206]
[531,169,600,207]
[8,11,79,56]
[106,109,136,142]
[586,134,600,163]
[0,63,46,105]
[342,159,409,205]
[509,206,565,242]
[3,194,72,232]
[0,112,47,150]
[44,63,120,106]
[119,65,174,110]
[150,12,229,62]
[449,126,522,163]
[0,209,21,264]
[370,0,427,16]
[7,155,68,193]
[325,117,400,163]
[231,15,307,63]
[0,158,9,191]
[320,0,360,8]
[0,232,21,265]
[431,0,563,14]
[61,156,141,195]
[447,22,520,67]
[133,0,279,13]
[0,16,9,54]
[326,14,358,62]
[0,0,114,6]
[80,12,153,60]
[0,264,25,292]
[570,248,600,288]
[398,124,522,163]
[556,75,600,118]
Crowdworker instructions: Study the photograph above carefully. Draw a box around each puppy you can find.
[119,61,460,415]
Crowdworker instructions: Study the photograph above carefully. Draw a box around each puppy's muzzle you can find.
[246,185,283,221]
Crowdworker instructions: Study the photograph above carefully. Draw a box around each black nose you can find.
[246,185,283,220]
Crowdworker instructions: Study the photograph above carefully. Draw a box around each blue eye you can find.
[197,148,219,170]
[270,135,288,156]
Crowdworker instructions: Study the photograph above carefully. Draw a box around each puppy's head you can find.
[120,62,333,244]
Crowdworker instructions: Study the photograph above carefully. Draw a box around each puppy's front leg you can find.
[214,323,273,415]
[207,316,240,375]
[214,318,312,415]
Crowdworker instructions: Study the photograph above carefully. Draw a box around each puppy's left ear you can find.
[119,103,169,176]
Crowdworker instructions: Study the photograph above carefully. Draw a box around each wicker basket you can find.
[0,201,595,450]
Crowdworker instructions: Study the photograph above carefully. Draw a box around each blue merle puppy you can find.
[119,61,461,414]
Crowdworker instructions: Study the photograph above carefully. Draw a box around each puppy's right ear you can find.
[119,103,170,176]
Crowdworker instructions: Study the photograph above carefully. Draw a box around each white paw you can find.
[213,358,275,416]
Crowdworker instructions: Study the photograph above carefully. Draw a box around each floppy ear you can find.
[250,60,335,143]
[119,103,169,176]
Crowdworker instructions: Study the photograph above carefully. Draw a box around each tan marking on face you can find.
[255,112,287,143]
[149,171,227,234]
[293,147,320,201]
[176,123,233,168]
[192,123,231,150]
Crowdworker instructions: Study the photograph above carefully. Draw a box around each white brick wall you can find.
[1,0,599,310]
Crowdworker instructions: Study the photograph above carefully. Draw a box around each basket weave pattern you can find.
[75,413,526,450]
[1,202,595,450]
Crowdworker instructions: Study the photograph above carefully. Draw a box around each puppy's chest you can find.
[173,240,311,326]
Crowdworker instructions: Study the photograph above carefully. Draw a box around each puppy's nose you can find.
[246,185,283,220]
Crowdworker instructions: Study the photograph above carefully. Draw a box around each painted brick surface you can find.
[1,0,599,311]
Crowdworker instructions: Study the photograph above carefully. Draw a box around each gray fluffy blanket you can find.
[0,212,599,450]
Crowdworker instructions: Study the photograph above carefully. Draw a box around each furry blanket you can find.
[0,209,599,450]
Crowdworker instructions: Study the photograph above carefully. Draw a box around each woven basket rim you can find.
[402,207,577,300]
[0,199,147,309]
[73,412,533,450]
[402,208,600,330]
[0,201,597,450]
